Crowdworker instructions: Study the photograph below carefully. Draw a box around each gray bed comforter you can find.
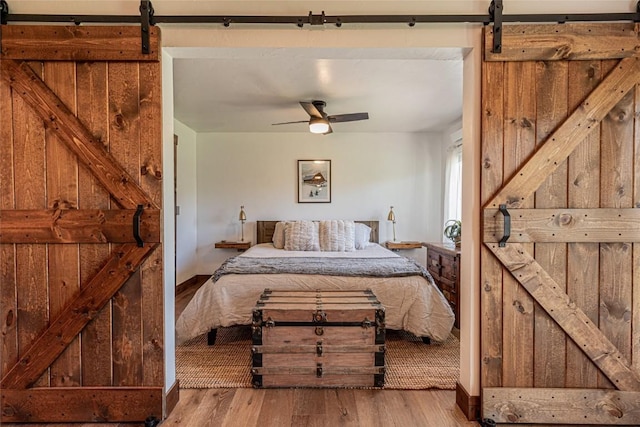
[213,255,434,282]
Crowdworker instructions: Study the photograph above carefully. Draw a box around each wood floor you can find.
[3,277,479,427]
[168,387,477,427]
[3,388,477,427]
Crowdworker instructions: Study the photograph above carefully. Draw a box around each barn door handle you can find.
[133,204,144,247]
[498,204,510,247]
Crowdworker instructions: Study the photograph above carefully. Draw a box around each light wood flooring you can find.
[3,278,478,427]
[3,388,477,427]
[167,387,477,427]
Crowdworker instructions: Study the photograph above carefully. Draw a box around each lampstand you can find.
[387,206,396,242]
[239,205,247,241]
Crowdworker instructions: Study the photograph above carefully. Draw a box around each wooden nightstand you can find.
[215,241,251,251]
[385,241,422,250]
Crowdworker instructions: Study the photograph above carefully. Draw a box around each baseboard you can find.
[176,275,209,295]
[164,380,180,419]
[455,381,480,421]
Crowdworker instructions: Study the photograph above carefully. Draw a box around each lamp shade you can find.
[309,117,330,134]
[239,205,246,221]
[387,206,395,222]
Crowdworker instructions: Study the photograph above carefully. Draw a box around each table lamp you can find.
[387,206,396,241]
[239,205,247,241]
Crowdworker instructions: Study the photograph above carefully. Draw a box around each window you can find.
[443,131,462,242]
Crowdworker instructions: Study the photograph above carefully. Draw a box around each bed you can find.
[176,220,455,344]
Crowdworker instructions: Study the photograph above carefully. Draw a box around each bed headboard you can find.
[256,220,379,244]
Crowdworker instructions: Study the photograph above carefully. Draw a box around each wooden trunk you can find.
[251,289,385,388]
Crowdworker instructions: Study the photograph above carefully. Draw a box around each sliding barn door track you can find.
[1,0,639,54]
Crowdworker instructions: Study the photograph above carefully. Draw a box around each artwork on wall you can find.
[298,160,331,203]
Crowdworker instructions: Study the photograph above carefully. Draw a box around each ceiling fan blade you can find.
[272,120,309,126]
[328,112,369,123]
[300,101,323,118]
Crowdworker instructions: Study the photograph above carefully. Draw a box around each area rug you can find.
[176,326,459,389]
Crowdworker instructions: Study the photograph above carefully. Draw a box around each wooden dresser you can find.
[423,242,460,329]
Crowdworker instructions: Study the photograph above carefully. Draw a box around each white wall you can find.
[195,131,443,273]
[174,120,199,285]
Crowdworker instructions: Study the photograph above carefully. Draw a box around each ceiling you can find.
[171,47,465,134]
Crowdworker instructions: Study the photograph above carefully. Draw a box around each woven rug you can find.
[176,326,459,389]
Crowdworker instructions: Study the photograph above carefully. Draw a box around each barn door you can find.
[0,25,164,423]
[481,23,640,424]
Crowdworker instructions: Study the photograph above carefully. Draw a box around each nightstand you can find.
[385,241,422,250]
[215,241,251,251]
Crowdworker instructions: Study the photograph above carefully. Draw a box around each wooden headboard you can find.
[256,220,379,244]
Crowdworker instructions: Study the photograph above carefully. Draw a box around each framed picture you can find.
[298,160,331,203]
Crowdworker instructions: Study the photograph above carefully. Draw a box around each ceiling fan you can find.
[272,100,369,134]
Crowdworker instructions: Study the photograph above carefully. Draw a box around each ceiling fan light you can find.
[309,117,330,134]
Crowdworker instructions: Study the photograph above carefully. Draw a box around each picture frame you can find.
[298,160,331,203]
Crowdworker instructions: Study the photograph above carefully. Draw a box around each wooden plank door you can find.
[0,25,164,423]
[481,23,640,425]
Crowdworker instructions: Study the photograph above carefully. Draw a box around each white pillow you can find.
[284,220,320,251]
[354,222,372,249]
[272,221,287,249]
[319,220,356,252]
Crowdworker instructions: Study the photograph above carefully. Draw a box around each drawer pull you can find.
[316,363,323,377]
[315,327,324,336]
[316,341,323,356]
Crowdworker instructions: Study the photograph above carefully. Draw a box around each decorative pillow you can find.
[354,222,372,249]
[272,221,287,249]
[319,220,356,252]
[284,220,320,251]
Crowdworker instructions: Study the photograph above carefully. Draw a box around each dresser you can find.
[423,242,460,329]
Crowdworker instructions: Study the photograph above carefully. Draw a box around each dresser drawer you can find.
[438,255,458,282]
[437,276,457,294]
[426,251,441,276]
[427,248,458,278]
